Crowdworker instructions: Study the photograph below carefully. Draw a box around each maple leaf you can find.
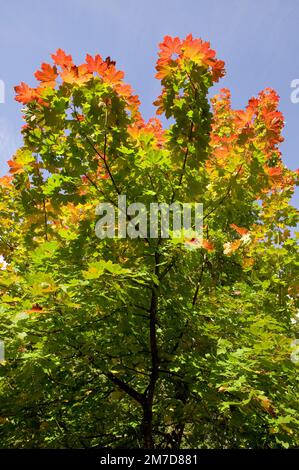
[223,239,241,255]
[0,175,13,187]
[182,34,215,65]
[60,64,91,85]
[102,65,124,85]
[85,53,106,74]
[230,223,249,236]
[115,83,133,99]
[126,94,141,113]
[158,36,182,60]
[262,109,284,134]
[155,61,176,80]
[8,149,35,175]
[202,239,215,251]
[14,82,37,104]
[267,166,283,177]
[153,93,165,114]
[211,59,226,82]
[234,108,255,127]
[8,160,24,175]
[242,257,254,269]
[51,48,73,68]
[34,63,58,88]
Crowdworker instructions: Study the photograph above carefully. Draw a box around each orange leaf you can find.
[102,65,124,85]
[158,36,182,60]
[60,64,91,85]
[230,223,249,236]
[223,239,241,255]
[242,257,254,269]
[234,108,254,127]
[14,82,37,104]
[115,83,133,99]
[267,166,283,177]
[202,239,215,251]
[0,175,13,187]
[51,48,73,68]
[35,63,58,88]
[182,34,215,65]
[8,160,24,175]
[85,53,106,74]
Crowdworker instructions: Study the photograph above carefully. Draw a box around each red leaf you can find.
[102,65,124,85]
[267,167,283,177]
[202,239,215,251]
[35,63,58,88]
[8,159,24,175]
[14,82,37,104]
[158,36,182,60]
[51,48,73,68]
[230,224,249,236]
[85,53,105,74]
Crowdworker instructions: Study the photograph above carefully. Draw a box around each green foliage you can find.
[0,36,298,448]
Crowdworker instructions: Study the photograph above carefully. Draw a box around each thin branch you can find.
[171,122,194,204]
[204,164,244,220]
[43,198,48,241]
[104,371,144,405]
[73,106,121,195]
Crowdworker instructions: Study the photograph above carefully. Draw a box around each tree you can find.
[0,35,298,449]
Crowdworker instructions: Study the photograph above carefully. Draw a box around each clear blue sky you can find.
[0,0,298,206]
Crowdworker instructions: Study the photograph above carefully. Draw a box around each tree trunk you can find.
[142,402,154,448]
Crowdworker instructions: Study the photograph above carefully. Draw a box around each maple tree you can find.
[0,35,298,449]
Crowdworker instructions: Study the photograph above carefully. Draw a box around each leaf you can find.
[230,224,249,236]
[223,239,241,255]
[0,175,13,187]
[34,63,58,88]
[85,53,105,74]
[7,149,35,174]
[60,64,91,85]
[31,241,59,263]
[102,65,124,85]
[14,82,37,104]
[42,174,72,195]
[3,36,299,450]
[83,260,131,280]
[51,49,73,68]
[7,160,24,175]
[202,239,215,251]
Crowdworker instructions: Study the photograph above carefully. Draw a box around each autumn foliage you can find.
[0,35,298,449]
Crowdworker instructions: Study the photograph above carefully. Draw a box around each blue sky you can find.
[0,0,298,206]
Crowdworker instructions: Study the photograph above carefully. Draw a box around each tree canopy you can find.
[0,35,298,449]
